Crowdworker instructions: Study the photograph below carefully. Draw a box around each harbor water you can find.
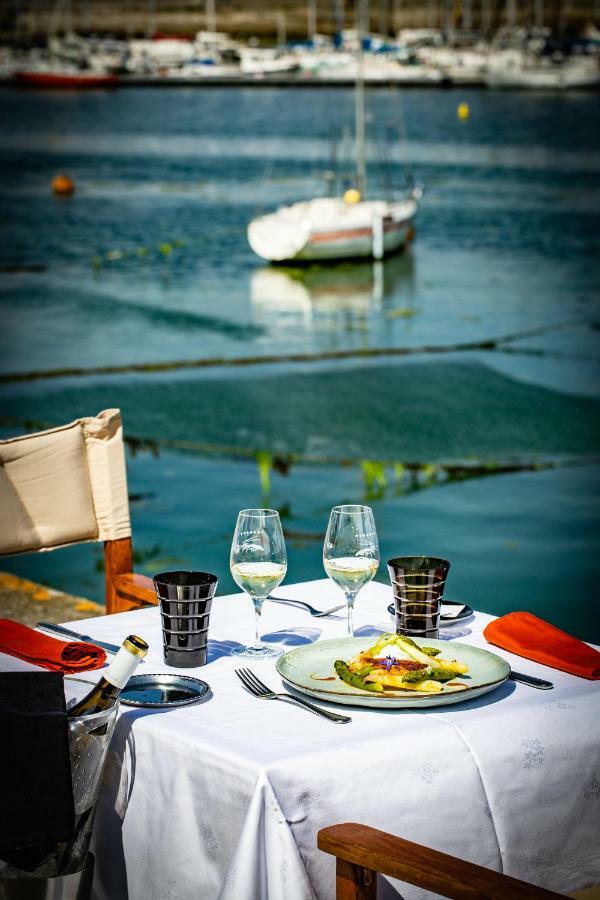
[0,86,599,640]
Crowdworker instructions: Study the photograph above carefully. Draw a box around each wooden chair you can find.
[318,823,568,900]
[0,409,157,614]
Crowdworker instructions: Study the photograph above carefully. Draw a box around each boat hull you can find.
[14,71,118,89]
[485,71,599,89]
[296,216,414,261]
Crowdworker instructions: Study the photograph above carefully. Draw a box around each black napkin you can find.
[0,671,74,854]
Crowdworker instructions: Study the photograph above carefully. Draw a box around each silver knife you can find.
[509,670,553,689]
[36,622,122,657]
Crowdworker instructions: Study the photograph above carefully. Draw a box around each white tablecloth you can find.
[3,580,600,899]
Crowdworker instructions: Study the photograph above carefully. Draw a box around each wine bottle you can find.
[68,634,148,717]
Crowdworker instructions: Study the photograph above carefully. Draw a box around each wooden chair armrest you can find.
[318,824,565,900]
[112,573,157,609]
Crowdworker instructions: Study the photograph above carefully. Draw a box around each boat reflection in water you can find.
[250,253,415,333]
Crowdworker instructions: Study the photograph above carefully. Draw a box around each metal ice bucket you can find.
[0,684,119,890]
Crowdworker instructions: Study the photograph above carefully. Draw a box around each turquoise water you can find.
[0,86,599,639]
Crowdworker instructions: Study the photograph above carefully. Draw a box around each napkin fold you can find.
[484,611,600,680]
[0,619,107,673]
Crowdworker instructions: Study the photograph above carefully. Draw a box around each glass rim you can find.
[330,504,373,515]
[237,508,280,518]
[153,570,218,587]
[387,556,450,570]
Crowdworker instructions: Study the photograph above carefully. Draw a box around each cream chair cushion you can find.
[0,409,131,555]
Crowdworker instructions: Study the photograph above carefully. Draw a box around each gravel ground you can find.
[0,572,103,627]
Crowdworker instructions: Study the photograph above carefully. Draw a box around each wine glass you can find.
[230,508,287,658]
[323,505,379,637]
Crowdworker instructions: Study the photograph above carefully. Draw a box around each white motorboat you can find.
[239,48,299,77]
[167,59,240,79]
[47,33,128,74]
[162,31,242,79]
[247,0,420,264]
[315,55,442,84]
[126,37,195,74]
[421,46,488,85]
[485,50,600,89]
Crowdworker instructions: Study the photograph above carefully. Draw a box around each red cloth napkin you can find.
[484,611,600,680]
[0,619,106,673]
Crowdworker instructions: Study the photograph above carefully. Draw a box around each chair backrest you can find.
[0,409,131,557]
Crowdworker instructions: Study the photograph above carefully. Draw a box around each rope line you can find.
[0,319,593,384]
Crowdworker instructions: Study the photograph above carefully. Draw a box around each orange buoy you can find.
[52,174,75,196]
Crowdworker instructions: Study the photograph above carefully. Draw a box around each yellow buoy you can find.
[52,174,75,196]
[457,102,470,120]
[343,188,361,205]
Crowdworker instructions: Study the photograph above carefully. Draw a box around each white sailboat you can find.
[247,0,420,264]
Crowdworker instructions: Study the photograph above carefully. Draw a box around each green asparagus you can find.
[429,667,456,682]
[334,659,383,692]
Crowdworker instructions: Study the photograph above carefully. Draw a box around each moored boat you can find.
[485,49,600,89]
[248,194,418,263]
[14,69,118,88]
[247,0,419,264]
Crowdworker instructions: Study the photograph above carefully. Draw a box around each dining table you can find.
[2,578,599,900]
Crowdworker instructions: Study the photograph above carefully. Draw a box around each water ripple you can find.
[2,133,600,173]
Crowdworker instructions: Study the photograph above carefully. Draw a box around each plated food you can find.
[276,636,511,709]
[334,632,469,694]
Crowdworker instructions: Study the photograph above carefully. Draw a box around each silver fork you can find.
[235,668,351,724]
[266,595,346,617]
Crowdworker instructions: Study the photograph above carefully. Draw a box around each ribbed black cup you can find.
[153,571,218,668]
[387,556,450,639]
[161,612,209,632]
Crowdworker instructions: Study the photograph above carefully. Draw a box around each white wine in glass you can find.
[323,505,379,636]
[230,562,287,598]
[230,509,287,658]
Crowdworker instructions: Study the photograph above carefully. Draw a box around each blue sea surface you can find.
[0,86,599,640]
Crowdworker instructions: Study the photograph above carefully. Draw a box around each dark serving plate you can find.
[120,673,210,708]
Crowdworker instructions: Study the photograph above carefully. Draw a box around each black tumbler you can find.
[387,556,450,639]
[152,571,218,668]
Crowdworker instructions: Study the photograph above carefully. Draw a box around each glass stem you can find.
[345,592,356,637]
[252,596,265,648]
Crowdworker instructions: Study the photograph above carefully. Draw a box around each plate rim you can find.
[276,636,510,704]
[120,672,210,707]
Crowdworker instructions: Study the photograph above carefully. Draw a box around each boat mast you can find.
[206,0,216,35]
[307,0,317,41]
[276,11,287,47]
[355,0,367,196]
[534,0,544,28]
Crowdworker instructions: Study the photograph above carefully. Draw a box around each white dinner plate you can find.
[276,637,510,709]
